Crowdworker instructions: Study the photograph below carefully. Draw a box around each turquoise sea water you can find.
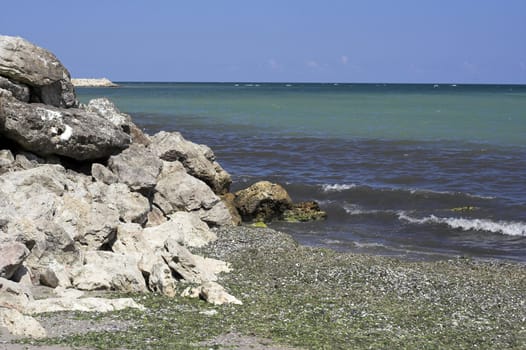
[77,83,526,261]
[79,83,526,145]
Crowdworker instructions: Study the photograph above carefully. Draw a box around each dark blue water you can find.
[77,83,526,261]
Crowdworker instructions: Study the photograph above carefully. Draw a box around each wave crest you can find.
[398,212,526,236]
[322,183,357,192]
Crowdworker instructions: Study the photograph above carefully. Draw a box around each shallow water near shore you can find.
[77,83,526,262]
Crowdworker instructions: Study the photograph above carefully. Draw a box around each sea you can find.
[77,83,526,262]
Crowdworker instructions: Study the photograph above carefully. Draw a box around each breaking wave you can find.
[398,212,526,237]
[322,183,357,192]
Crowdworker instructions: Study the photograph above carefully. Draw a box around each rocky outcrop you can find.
[71,78,118,87]
[282,201,327,222]
[0,34,335,340]
[150,131,231,194]
[153,161,232,226]
[0,35,76,108]
[84,97,150,145]
[182,281,242,306]
[0,242,29,279]
[232,181,327,224]
[0,90,131,160]
[233,181,293,222]
[0,76,29,102]
[107,144,162,193]
[0,307,47,338]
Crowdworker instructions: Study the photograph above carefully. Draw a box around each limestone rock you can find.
[221,193,242,226]
[146,206,167,227]
[0,277,33,311]
[234,181,293,222]
[153,161,232,226]
[85,97,150,145]
[120,213,215,250]
[0,307,47,338]
[0,242,29,279]
[12,151,61,171]
[0,93,130,160]
[37,259,71,288]
[148,262,177,297]
[0,35,77,108]
[71,251,147,293]
[0,149,15,172]
[162,238,230,284]
[87,182,150,225]
[196,201,234,227]
[198,281,243,305]
[150,131,231,194]
[107,144,162,193]
[25,296,144,314]
[181,282,242,305]
[0,76,29,102]
[91,163,118,184]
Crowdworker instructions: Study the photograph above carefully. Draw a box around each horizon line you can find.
[94,80,526,86]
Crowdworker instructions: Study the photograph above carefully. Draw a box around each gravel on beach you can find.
[9,225,526,349]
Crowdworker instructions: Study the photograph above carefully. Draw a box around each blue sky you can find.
[1,1,525,83]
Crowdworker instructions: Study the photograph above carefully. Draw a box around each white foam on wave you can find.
[398,212,526,237]
[322,183,357,192]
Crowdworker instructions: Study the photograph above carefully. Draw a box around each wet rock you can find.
[150,131,231,194]
[0,35,77,108]
[282,201,327,222]
[234,181,293,222]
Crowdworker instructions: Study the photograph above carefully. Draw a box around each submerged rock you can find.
[282,201,327,222]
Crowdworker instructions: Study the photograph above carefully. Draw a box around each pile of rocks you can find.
[0,35,241,339]
[0,35,325,339]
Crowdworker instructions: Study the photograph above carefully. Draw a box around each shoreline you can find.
[13,225,526,349]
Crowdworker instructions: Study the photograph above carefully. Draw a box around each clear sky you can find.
[1,0,525,83]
